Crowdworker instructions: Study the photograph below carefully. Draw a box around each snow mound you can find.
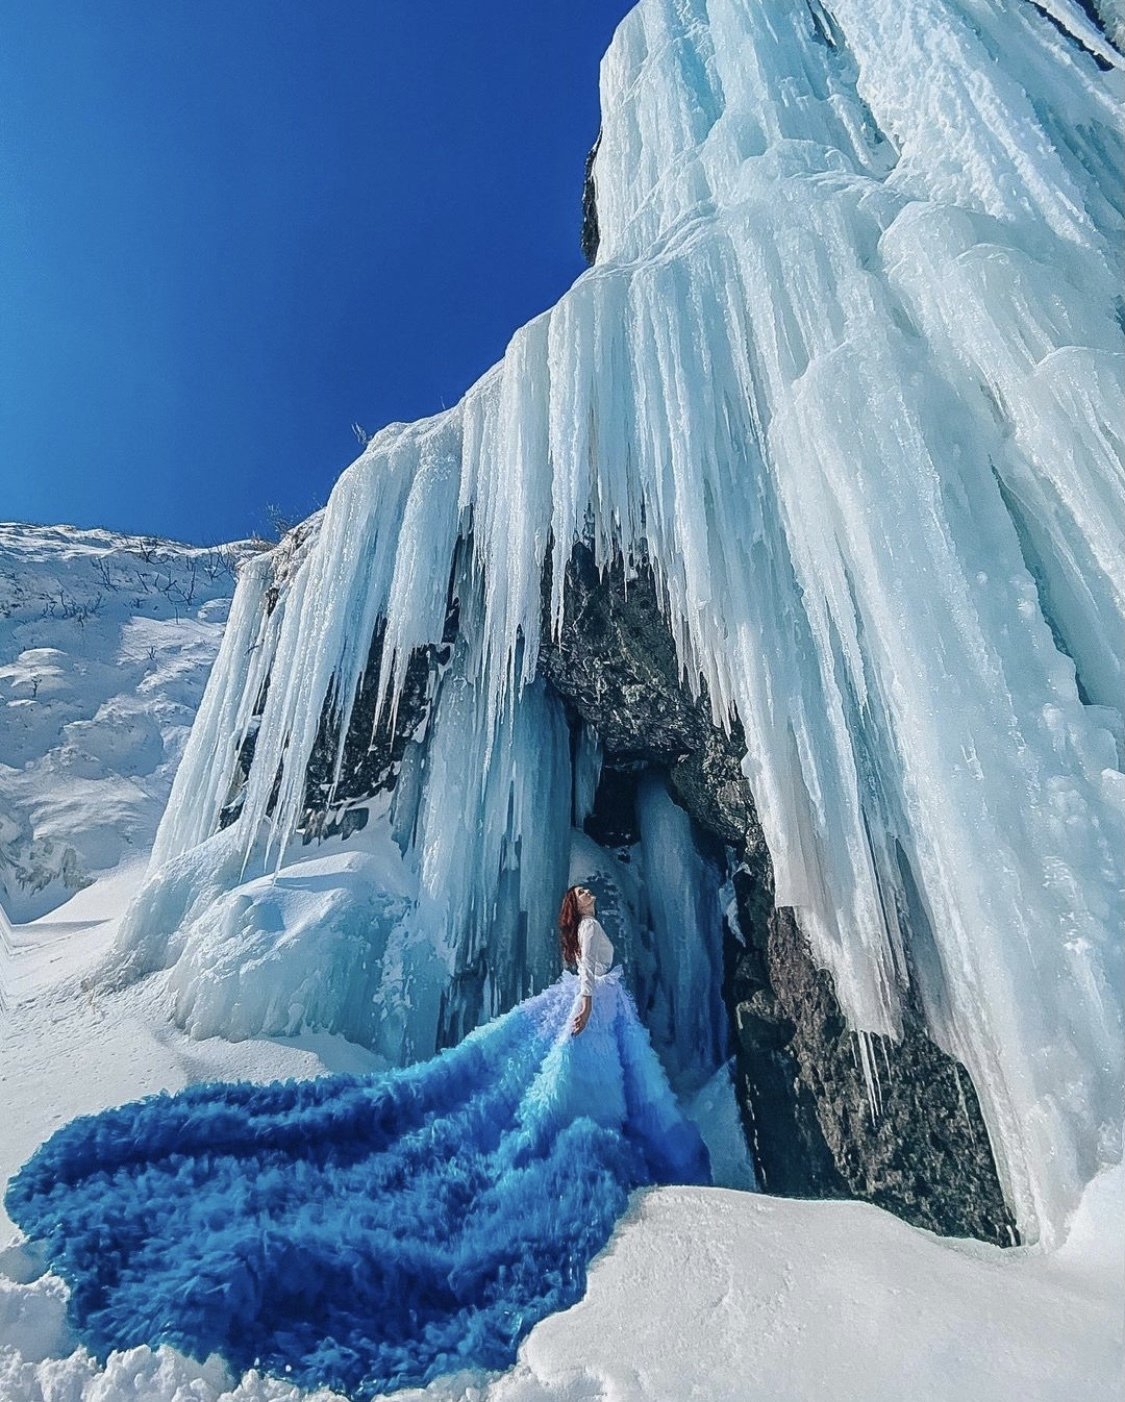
[486,1169,1124,1402]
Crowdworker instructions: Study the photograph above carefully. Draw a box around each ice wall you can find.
[119,0,1124,1242]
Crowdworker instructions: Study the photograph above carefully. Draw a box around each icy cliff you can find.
[116,0,1124,1244]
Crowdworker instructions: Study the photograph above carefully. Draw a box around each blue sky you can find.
[1,2,634,544]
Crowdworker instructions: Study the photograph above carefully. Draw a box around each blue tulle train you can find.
[6,972,710,1399]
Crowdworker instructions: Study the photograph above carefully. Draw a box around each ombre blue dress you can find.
[6,965,710,1400]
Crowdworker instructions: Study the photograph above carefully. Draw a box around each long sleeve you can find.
[577,918,598,998]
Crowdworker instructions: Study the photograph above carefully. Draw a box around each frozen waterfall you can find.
[116,0,1123,1244]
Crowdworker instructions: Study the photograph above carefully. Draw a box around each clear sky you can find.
[1,1,634,544]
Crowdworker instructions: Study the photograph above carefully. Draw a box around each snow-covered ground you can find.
[0,524,250,923]
[1,867,1120,1402]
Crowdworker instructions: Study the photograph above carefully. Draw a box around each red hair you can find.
[558,887,581,967]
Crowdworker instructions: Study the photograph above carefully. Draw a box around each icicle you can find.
[148,550,277,870]
[636,775,728,1091]
[855,1030,882,1124]
[952,1062,973,1130]
[878,1033,893,1085]
[572,724,603,828]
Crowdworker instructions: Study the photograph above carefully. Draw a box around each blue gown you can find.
[6,970,710,1400]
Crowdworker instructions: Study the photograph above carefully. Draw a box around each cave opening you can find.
[225,533,1019,1243]
[568,750,734,1099]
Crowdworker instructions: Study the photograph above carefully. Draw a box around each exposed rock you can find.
[540,545,712,761]
[724,865,850,1202]
[301,604,457,823]
[580,133,601,265]
[668,734,762,850]
[764,909,1016,1243]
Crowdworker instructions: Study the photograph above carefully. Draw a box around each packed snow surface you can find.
[116,0,1125,1245]
[0,524,244,922]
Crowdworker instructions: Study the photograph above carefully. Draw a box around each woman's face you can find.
[574,886,596,917]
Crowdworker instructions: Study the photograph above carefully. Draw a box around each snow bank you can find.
[482,1167,1124,1402]
[124,818,422,1063]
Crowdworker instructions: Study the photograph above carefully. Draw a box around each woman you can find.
[6,884,709,1401]
[560,883,614,1038]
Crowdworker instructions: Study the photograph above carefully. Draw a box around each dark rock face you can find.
[301,604,457,829]
[541,543,1017,1244]
[761,910,1017,1242]
[724,867,850,1202]
[580,133,601,265]
[538,545,758,847]
[540,547,710,760]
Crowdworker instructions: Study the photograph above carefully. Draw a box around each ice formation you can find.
[116,0,1124,1244]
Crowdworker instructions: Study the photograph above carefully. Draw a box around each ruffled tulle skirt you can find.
[6,971,710,1399]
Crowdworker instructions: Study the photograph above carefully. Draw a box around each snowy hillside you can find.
[0,524,248,922]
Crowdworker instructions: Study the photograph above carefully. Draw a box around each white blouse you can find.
[577,916,615,997]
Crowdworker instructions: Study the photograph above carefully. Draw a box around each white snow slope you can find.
[116,0,1125,1247]
[0,524,247,923]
